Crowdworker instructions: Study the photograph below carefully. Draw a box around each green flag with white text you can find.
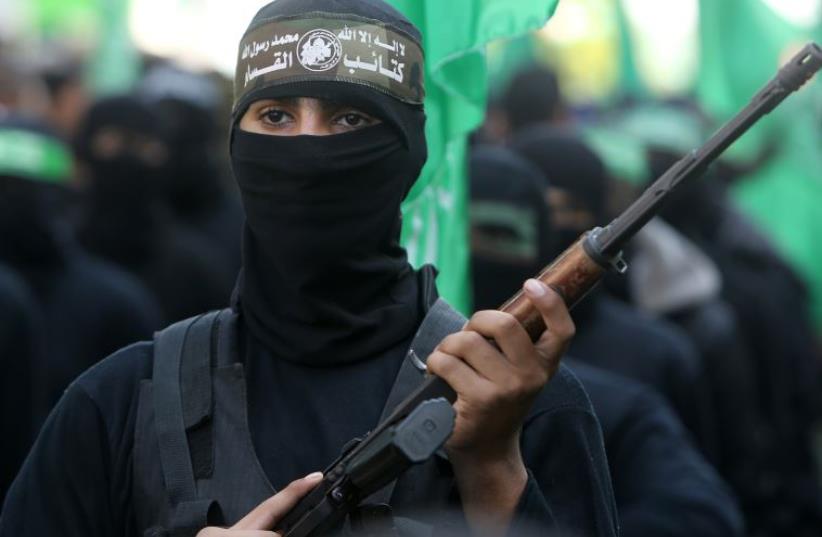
[388,0,561,313]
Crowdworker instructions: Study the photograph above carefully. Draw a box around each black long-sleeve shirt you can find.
[569,359,744,537]
[2,327,618,536]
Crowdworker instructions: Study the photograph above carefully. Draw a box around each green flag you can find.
[88,0,140,94]
[387,0,561,313]
[33,0,138,94]
[614,0,645,98]
[697,0,822,328]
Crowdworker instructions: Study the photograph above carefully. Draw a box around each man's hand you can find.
[196,472,323,536]
[426,279,575,536]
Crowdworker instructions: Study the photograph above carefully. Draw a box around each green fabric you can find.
[34,0,138,93]
[615,0,645,98]
[33,0,97,37]
[388,0,561,313]
[88,0,140,94]
[0,129,73,184]
[582,124,649,185]
[697,0,822,328]
[486,33,540,97]
[610,104,706,156]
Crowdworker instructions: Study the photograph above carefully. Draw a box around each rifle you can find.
[275,42,822,537]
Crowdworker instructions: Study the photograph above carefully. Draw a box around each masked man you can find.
[1,1,617,536]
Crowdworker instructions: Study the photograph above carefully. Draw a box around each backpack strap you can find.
[378,298,467,423]
[363,298,467,512]
[152,309,227,534]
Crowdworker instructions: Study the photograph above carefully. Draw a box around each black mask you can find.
[0,176,66,268]
[468,146,554,311]
[75,96,169,265]
[231,122,425,365]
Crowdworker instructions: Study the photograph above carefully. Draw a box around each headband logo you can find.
[297,29,342,72]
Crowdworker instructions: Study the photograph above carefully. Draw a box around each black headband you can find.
[234,13,425,113]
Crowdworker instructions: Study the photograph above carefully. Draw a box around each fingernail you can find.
[524,279,546,297]
[305,472,323,482]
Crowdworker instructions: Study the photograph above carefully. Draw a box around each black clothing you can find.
[501,66,562,132]
[468,146,554,311]
[568,359,745,537]
[653,152,822,533]
[232,124,425,366]
[0,266,40,507]
[2,302,619,537]
[247,327,411,490]
[78,203,231,323]
[667,299,765,508]
[231,0,429,369]
[76,96,233,322]
[0,171,162,428]
[19,248,162,426]
[150,95,244,280]
[510,125,609,223]
[569,295,716,458]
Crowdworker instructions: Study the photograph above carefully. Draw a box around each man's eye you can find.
[262,109,289,125]
[337,113,372,128]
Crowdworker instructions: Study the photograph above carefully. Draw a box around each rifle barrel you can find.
[597,42,822,258]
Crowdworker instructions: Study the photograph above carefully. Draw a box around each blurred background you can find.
[1,0,822,535]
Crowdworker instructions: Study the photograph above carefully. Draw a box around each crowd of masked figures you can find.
[0,53,821,537]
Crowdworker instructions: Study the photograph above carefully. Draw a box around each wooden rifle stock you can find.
[499,234,607,341]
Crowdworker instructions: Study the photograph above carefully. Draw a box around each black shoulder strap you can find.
[152,309,229,534]
[365,298,467,510]
[378,299,467,424]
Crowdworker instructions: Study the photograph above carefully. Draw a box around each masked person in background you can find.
[0,1,619,536]
[509,125,718,459]
[0,116,161,456]
[643,121,822,537]
[75,95,234,322]
[0,265,40,506]
[139,64,244,282]
[469,144,744,537]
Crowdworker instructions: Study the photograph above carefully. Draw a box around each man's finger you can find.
[198,530,278,537]
[462,310,534,368]
[436,330,509,381]
[231,472,324,530]
[427,350,491,395]
[522,279,576,359]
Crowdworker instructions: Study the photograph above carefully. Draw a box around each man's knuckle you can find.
[429,352,457,376]
[465,330,486,349]
[498,312,521,335]
[558,318,576,339]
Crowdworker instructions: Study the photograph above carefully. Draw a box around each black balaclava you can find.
[153,97,223,217]
[511,126,608,255]
[75,96,169,266]
[469,146,554,311]
[0,116,73,268]
[501,65,563,133]
[230,0,428,366]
